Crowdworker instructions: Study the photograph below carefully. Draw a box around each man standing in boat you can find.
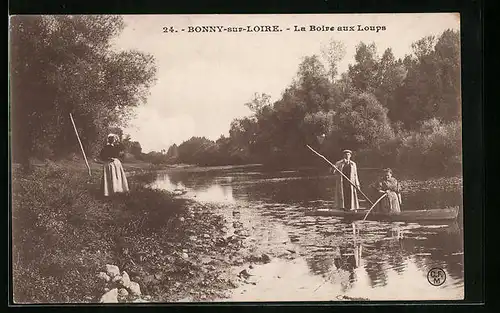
[332,149,360,211]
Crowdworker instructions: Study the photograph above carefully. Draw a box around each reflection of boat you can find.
[306,206,459,222]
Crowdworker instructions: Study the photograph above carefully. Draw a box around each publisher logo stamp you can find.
[427,268,446,286]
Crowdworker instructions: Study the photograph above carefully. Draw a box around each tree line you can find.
[9,16,460,176]
[163,29,461,175]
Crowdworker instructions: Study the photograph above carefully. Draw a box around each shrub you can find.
[396,119,462,175]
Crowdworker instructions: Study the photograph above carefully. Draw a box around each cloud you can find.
[125,105,197,152]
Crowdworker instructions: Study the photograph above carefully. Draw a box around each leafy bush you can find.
[396,119,462,175]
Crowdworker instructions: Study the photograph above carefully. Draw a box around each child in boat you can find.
[374,168,401,213]
[99,133,130,197]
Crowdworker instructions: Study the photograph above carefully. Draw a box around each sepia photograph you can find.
[9,13,463,303]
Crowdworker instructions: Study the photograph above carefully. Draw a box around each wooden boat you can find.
[306,206,460,222]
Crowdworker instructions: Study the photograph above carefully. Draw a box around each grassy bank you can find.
[11,162,241,303]
[14,158,176,173]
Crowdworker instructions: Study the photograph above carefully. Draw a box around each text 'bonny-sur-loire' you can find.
[179,25,386,33]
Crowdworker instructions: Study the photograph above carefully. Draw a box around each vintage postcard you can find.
[10,13,463,303]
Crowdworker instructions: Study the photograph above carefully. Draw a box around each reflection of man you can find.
[353,243,363,268]
[335,246,357,292]
[332,150,360,211]
[352,223,363,268]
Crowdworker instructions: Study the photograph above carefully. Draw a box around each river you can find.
[148,165,464,301]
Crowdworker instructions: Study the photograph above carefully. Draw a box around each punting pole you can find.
[69,113,91,177]
[362,193,388,221]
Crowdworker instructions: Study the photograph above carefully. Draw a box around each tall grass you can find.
[11,163,186,303]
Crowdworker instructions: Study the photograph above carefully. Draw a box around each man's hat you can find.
[342,149,353,154]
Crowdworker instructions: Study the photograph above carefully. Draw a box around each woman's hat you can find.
[107,133,119,141]
[383,168,392,173]
[342,149,353,154]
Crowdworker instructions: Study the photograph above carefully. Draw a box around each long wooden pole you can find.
[362,193,387,221]
[69,113,91,177]
[306,145,374,205]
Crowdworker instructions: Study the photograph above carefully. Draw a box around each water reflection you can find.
[150,166,464,300]
[149,172,236,204]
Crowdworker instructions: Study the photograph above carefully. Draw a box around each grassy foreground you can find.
[11,161,239,303]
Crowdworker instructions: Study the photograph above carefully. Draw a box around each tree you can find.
[433,29,461,122]
[411,35,437,60]
[166,144,179,160]
[282,55,338,114]
[176,137,219,165]
[129,141,142,159]
[164,31,461,172]
[374,48,407,109]
[335,92,395,152]
[392,30,461,128]
[10,15,157,164]
[348,42,379,93]
[320,39,347,82]
[244,92,271,115]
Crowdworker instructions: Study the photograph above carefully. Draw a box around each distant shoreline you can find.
[11,159,462,180]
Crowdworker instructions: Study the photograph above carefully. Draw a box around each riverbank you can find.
[11,161,310,303]
[12,159,192,173]
[10,162,222,302]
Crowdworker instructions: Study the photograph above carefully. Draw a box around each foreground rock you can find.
[105,264,120,278]
[120,272,131,288]
[97,272,111,282]
[100,288,118,303]
[128,282,141,296]
[96,264,150,303]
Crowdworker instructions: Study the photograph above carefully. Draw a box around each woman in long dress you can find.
[100,134,129,197]
[374,168,401,214]
[332,149,360,211]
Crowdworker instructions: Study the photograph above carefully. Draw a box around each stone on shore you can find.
[118,288,129,297]
[128,281,141,296]
[112,275,122,283]
[177,296,193,302]
[100,288,118,303]
[261,253,271,263]
[133,298,149,303]
[154,272,164,280]
[120,271,131,288]
[97,272,110,282]
[105,264,120,278]
[238,269,252,279]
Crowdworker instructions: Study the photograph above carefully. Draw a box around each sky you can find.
[111,13,460,153]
